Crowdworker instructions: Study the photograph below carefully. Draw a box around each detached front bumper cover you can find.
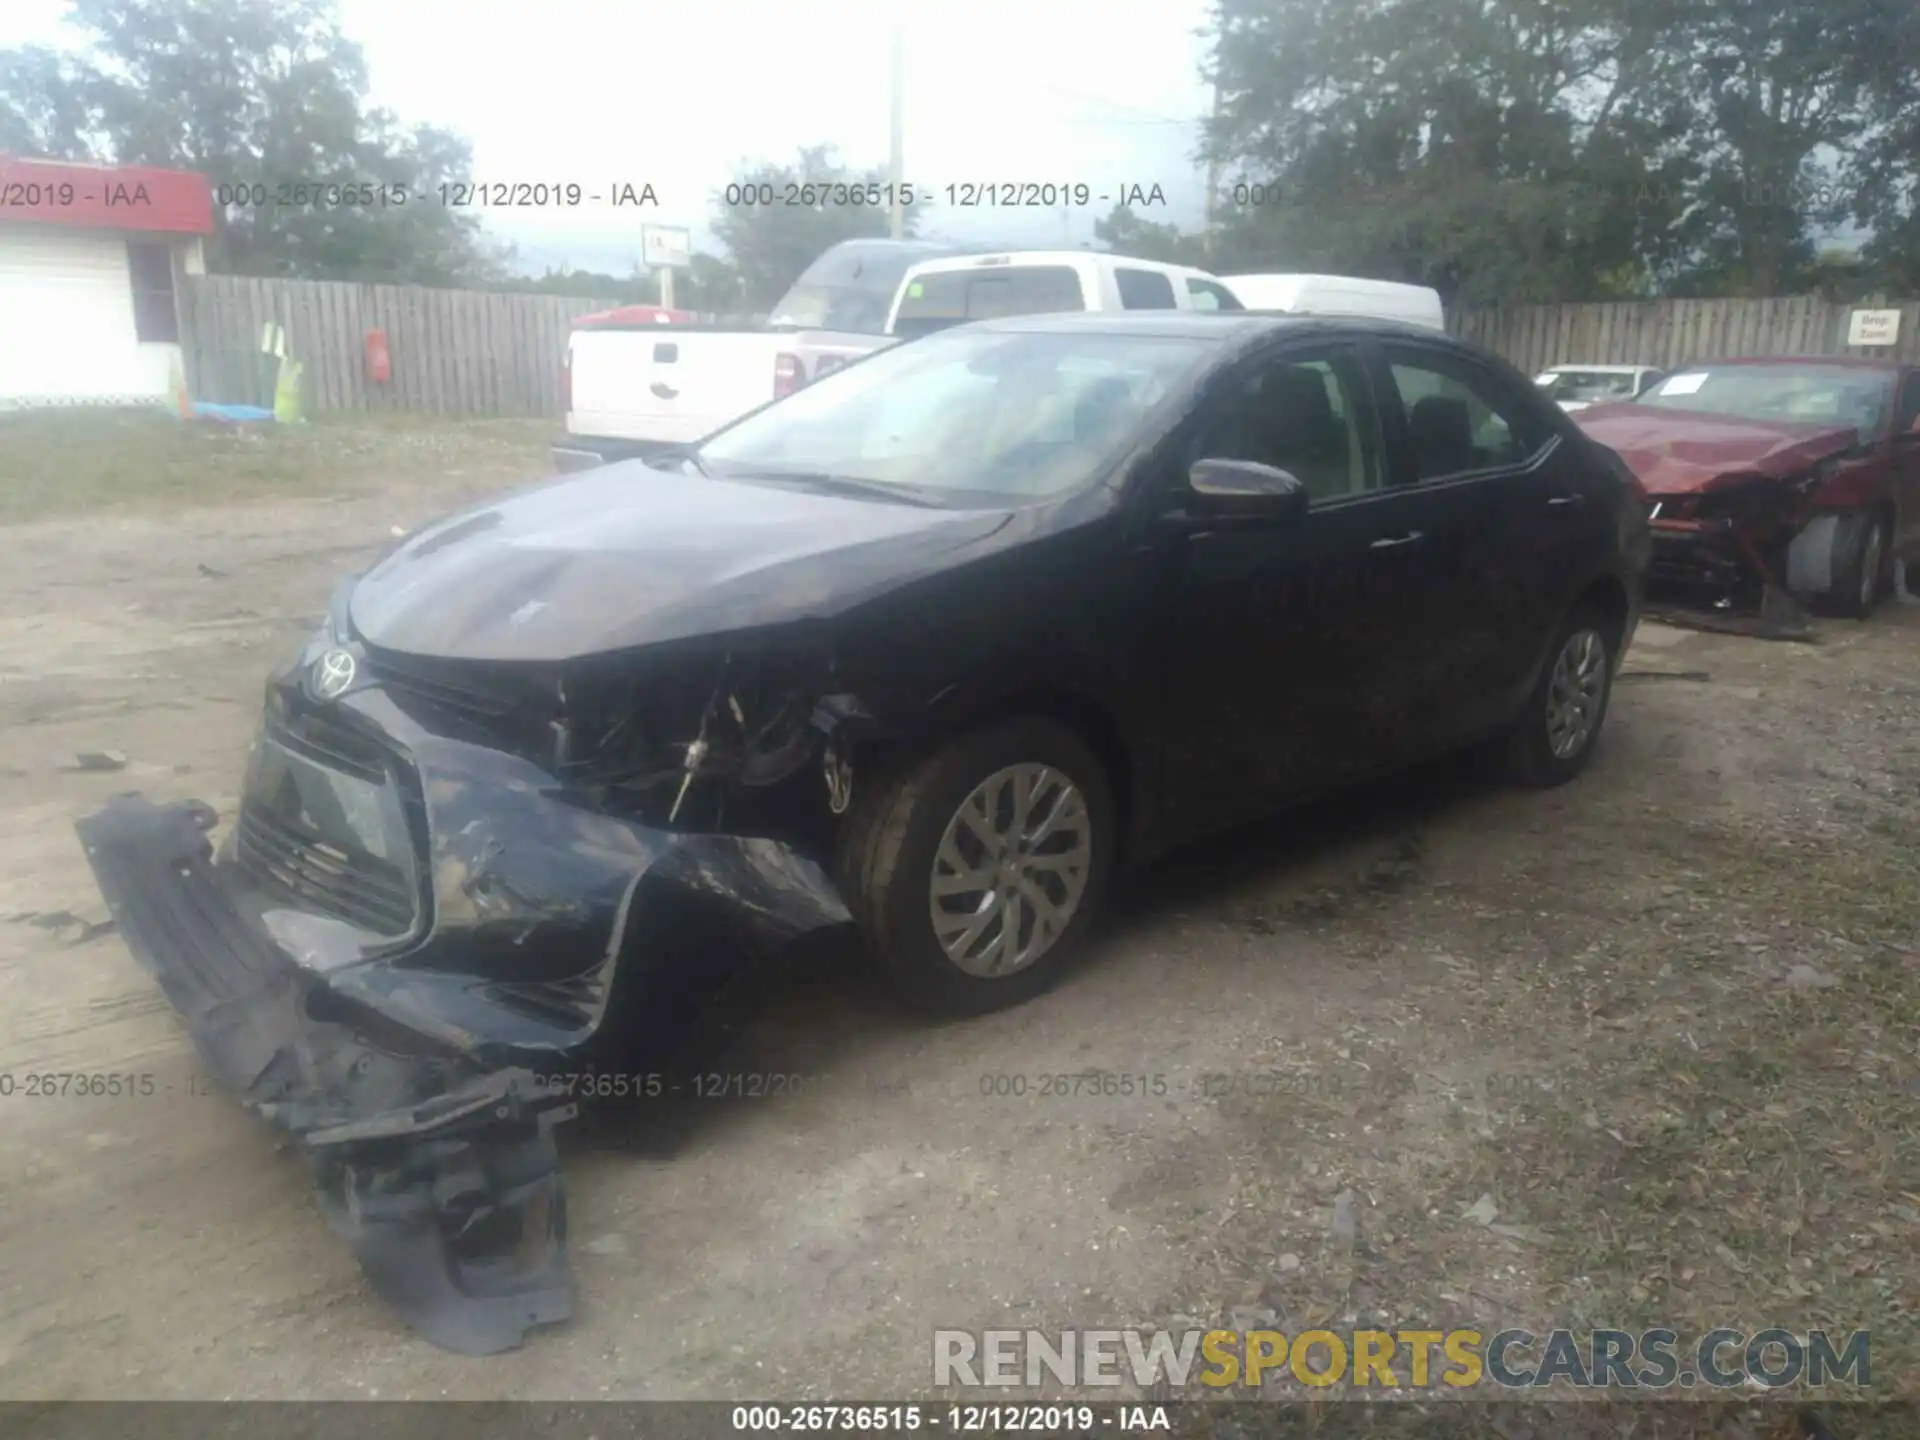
[74,789,850,1354]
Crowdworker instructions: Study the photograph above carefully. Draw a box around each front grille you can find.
[362,652,520,718]
[235,802,418,935]
[270,707,390,785]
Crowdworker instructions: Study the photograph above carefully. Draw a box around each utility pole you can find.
[888,17,906,240]
[1202,0,1228,263]
[1202,73,1223,264]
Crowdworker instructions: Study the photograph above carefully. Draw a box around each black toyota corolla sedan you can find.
[76,312,1649,1351]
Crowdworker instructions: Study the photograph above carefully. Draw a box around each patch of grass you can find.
[1459,831,1920,1395]
[0,407,555,522]
[1177,810,1920,1407]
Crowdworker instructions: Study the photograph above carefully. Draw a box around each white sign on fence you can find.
[641,224,692,269]
[1846,308,1902,346]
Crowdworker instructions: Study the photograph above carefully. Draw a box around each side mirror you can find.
[1186,458,1309,521]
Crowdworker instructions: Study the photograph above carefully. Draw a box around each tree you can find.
[0,46,93,156]
[0,0,511,285]
[1845,3,1920,292]
[1198,0,1920,303]
[672,251,747,313]
[1647,0,1906,296]
[1093,205,1206,265]
[1200,0,1692,306]
[514,267,656,303]
[709,144,924,308]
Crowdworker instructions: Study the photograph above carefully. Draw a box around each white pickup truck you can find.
[551,244,1245,471]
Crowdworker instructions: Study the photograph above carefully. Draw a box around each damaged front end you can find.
[1645,470,1816,597]
[73,620,869,1353]
[1642,456,1868,634]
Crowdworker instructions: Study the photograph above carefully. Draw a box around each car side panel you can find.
[824,513,1168,863]
[1139,336,1481,840]
[1890,368,1920,558]
[1362,339,1589,744]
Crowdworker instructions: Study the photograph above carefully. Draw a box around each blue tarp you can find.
[190,402,276,423]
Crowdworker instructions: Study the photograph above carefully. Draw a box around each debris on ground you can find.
[1329,1188,1361,1249]
[1615,669,1713,683]
[1643,602,1824,642]
[16,909,117,944]
[69,750,128,772]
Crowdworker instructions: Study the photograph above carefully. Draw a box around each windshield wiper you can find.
[719,470,949,508]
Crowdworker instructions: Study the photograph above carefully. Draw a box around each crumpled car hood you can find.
[350,463,1017,662]
[1573,403,1858,494]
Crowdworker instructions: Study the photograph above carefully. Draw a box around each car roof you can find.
[903,249,1199,275]
[1541,364,1654,373]
[1682,354,1908,373]
[967,310,1471,346]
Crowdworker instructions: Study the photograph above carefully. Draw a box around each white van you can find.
[1219,273,1446,331]
[886,251,1246,338]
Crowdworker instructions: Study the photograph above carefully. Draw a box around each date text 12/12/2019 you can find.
[718,182,1170,210]
[727,1404,1173,1432]
[212,181,660,209]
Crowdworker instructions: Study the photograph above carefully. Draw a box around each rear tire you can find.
[1830,511,1888,619]
[1505,606,1616,788]
[834,718,1114,1017]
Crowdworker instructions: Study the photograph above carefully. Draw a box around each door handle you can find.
[650,382,679,400]
[1547,494,1584,507]
[1369,531,1424,549]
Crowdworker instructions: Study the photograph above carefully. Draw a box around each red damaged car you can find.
[1573,357,1920,616]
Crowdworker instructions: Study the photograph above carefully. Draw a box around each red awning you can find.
[0,156,215,236]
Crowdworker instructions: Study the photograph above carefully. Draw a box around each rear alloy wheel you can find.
[1506,608,1615,787]
[835,719,1114,1016]
[1831,511,1888,619]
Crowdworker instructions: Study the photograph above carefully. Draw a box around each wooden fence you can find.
[178,275,1920,419]
[177,276,610,417]
[1449,296,1920,374]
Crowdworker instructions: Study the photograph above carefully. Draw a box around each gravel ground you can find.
[0,427,1914,1416]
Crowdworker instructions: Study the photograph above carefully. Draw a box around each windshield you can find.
[767,240,952,334]
[1638,365,1895,443]
[1536,370,1638,402]
[694,327,1214,499]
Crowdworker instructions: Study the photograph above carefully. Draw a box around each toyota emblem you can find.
[312,647,358,700]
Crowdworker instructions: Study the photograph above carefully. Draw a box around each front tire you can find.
[1506,607,1616,787]
[835,718,1115,1016]
[1830,511,1888,619]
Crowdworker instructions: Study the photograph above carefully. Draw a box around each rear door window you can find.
[1382,347,1553,481]
[1115,268,1178,310]
[1185,278,1244,311]
[892,266,1086,338]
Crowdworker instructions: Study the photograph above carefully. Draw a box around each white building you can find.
[0,156,213,408]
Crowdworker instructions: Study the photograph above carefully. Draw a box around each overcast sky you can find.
[9,0,1217,276]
